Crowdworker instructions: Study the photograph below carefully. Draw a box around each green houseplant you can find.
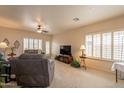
[0,53,5,62]
[71,58,80,68]
[0,62,4,88]
[0,53,5,88]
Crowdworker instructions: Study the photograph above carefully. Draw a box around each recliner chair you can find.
[12,54,54,87]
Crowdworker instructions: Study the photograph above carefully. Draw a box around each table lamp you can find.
[0,42,8,59]
[80,45,86,57]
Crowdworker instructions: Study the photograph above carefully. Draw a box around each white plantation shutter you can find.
[113,31,124,61]
[102,33,112,59]
[38,40,42,50]
[23,38,43,50]
[29,38,33,49]
[85,31,124,61]
[23,38,29,50]
[34,39,39,49]
[85,35,92,56]
[93,34,101,58]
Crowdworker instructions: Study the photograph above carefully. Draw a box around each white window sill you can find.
[86,57,114,62]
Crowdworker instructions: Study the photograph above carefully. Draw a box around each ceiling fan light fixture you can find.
[36,24,49,34]
[37,25,42,33]
[37,29,42,33]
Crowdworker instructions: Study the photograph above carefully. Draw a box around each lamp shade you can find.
[80,45,86,50]
[0,42,8,48]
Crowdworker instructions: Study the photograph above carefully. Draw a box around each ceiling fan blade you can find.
[42,30,48,33]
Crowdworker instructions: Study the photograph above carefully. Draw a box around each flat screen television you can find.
[60,45,71,56]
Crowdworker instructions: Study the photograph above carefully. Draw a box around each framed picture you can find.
[3,38,10,46]
[14,40,20,49]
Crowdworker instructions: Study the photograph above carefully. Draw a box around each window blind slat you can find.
[85,31,124,61]
[93,34,101,58]
[102,33,111,59]
[113,31,124,61]
[85,35,92,56]
[23,38,43,50]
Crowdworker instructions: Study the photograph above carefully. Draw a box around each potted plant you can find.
[71,58,80,68]
[7,46,16,60]
[0,53,5,88]
[0,62,4,88]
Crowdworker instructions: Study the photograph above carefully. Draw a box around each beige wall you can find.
[52,15,124,72]
[0,27,52,58]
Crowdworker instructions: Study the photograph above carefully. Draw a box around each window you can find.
[85,31,124,61]
[46,41,50,54]
[113,31,124,61]
[85,35,92,57]
[23,38,42,50]
[102,33,111,59]
[29,38,33,49]
[23,38,29,50]
[34,39,38,49]
[38,40,42,50]
[93,34,101,58]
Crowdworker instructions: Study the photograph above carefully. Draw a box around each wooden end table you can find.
[79,56,87,70]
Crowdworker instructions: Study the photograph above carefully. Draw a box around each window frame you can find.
[23,38,43,50]
[92,33,101,58]
[85,30,124,62]
[85,34,93,57]
[102,32,112,60]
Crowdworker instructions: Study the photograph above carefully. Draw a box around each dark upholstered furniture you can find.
[24,49,45,55]
[24,49,39,54]
[10,54,54,87]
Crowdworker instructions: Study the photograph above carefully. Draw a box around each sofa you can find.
[10,54,54,87]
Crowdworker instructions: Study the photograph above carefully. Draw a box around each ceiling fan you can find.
[37,24,48,34]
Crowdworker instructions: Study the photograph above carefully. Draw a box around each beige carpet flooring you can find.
[4,60,124,88]
[49,61,124,88]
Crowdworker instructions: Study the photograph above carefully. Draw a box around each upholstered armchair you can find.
[11,54,54,87]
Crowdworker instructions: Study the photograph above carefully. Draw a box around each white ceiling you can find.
[0,5,124,35]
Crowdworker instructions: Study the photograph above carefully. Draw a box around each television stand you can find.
[55,55,73,64]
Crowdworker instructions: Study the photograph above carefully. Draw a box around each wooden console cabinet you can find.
[55,55,73,64]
